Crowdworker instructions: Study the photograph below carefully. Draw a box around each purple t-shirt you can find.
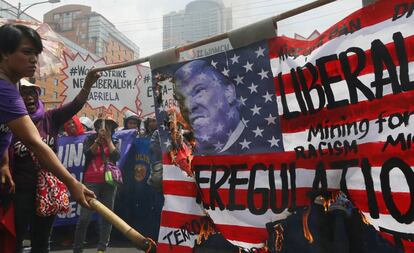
[0,80,28,157]
[12,99,83,192]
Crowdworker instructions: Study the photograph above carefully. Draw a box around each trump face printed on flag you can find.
[174,60,242,154]
[154,40,284,156]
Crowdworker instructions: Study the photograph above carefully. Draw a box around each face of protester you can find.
[20,86,39,113]
[133,164,147,181]
[148,118,157,132]
[126,119,139,130]
[177,68,238,151]
[3,37,38,80]
[96,122,115,134]
[66,119,78,136]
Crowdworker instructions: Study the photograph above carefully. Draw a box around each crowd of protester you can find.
[0,23,165,253]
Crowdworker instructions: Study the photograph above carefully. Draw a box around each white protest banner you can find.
[61,53,141,114]
[135,65,156,118]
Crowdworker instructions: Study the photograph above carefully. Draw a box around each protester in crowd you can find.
[73,116,120,253]
[148,128,162,192]
[123,110,141,131]
[64,115,85,136]
[0,23,95,251]
[143,116,157,137]
[79,116,94,132]
[8,72,99,253]
[56,116,88,249]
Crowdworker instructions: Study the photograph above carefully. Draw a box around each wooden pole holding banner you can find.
[86,196,157,253]
[90,0,336,73]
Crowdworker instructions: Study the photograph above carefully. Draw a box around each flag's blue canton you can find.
[152,40,284,155]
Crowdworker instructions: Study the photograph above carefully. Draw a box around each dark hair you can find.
[0,24,43,60]
[144,117,157,134]
[124,117,141,129]
[94,120,117,135]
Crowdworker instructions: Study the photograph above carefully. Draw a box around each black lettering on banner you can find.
[332,159,359,197]
[291,68,308,115]
[337,23,350,38]
[288,162,297,211]
[163,231,174,249]
[180,226,190,241]
[163,217,217,248]
[194,165,210,209]
[392,3,414,21]
[329,19,361,40]
[227,164,248,211]
[73,78,84,88]
[375,112,387,134]
[383,132,414,152]
[183,222,194,236]
[308,123,324,141]
[278,31,413,120]
[361,158,380,219]
[370,38,401,98]
[388,112,407,130]
[316,54,348,109]
[339,47,375,103]
[379,226,414,251]
[296,63,325,114]
[78,66,88,75]
[294,146,307,159]
[248,163,269,215]
[269,163,289,214]
[312,161,328,192]
[349,18,361,33]
[278,72,300,119]
[174,230,184,245]
[210,165,230,210]
[393,32,414,91]
[147,86,153,98]
[381,157,414,224]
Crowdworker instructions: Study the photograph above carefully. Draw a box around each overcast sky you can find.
[9,0,362,57]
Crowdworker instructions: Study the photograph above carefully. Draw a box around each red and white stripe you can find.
[158,1,414,252]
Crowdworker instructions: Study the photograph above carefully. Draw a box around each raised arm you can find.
[51,70,101,127]
[75,69,100,104]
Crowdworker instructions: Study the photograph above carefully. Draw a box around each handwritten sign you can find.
[61,53,141,113]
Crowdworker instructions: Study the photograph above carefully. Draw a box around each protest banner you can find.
[54,130,136,226]
[136,66,157,118]
[151,1,414,252]
[61,53,153,116]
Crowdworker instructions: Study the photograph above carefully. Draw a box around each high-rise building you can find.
[163,0,232,49]
[44,4,139,64]
[0,0,38,21]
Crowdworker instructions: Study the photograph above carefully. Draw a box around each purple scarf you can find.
[29,98,45,124]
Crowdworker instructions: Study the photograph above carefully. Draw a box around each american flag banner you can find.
[151,0,414,252]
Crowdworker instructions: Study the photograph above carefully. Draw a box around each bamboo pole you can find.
[87,197,156,253]
[91,0,336,73]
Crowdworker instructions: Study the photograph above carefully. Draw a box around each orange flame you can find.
[196,220,216,245]
[359,210,370,225]
[274,223,284,252]
[302,207,314,243]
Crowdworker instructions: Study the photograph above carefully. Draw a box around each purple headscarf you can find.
[28,98,45,123]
